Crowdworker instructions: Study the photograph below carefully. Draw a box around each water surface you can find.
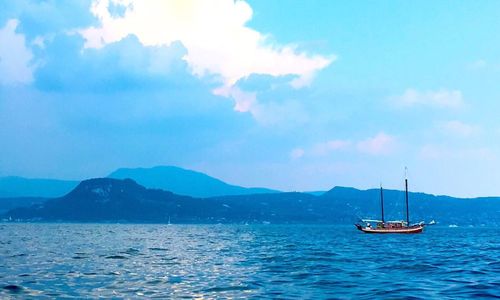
[1,224,499,299]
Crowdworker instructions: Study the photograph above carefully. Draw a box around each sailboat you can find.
[355,170,425,234]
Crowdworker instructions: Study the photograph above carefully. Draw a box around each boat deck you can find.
[355,224,424,234]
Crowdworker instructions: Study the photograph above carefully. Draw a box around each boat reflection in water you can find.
[355,169,426,234]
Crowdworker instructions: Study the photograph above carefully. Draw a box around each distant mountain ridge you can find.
[0,166,279,203]
[323,186,500,225]
[108,166,279,197]
[0,176,78,198]
[0,197,48,214]
[4,178,500,225]
[4,178,310,223]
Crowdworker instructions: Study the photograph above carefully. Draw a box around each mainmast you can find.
[405,167,410,226]
[380,184,385,223]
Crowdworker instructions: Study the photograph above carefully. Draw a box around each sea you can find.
[0,224,499,299]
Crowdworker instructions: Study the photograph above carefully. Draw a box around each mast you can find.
[380,184,385,223]
[405,167,409,226]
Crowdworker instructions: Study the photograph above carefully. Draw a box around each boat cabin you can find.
[384,221,408,229]
[361,219,408,229]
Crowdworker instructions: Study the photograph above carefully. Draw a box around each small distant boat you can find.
[355,168,425,234]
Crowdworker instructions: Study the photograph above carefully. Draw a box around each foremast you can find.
[405,167,410,226]
[380,184,385,224]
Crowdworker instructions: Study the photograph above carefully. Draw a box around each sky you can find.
[1,0,500,197]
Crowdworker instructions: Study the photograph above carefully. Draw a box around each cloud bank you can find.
[291,132,396,159]
[439,120,479,138]
[79,0,334,115]
[392,88,464,109]
[0,19,34,85]
[356,132,396,155]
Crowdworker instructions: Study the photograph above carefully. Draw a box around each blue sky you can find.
[1,0,500,197]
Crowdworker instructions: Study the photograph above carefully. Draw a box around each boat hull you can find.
[355,224,424,234]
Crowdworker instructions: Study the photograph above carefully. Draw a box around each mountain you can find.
[304,191,326,196]
[4,179,500,225]
[0,166,278,210]
[4,178,317,223]
[108,166,279,197]
[322,186,500,225]
[0,176,78,198]
[4,178,189,222]
[0,197,47,214]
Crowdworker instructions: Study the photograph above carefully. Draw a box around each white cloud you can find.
[356,132,396,155]
[215,85,309,126]
[0,19,34,85]
[391,88,464,109]
[290,148,305,160]
[468,59,487,70]
[292,133,395,158]
[213,86,256,113]
[439,120,479,138]
[79,0,334,116]
[31,36,45,48]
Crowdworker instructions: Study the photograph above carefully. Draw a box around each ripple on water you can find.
[10,253,27,258]
[145,279,163,285]
[167,276,183,283]
[3,284,23,293]
[148,247,169,251]
[122,248,141,255]
[105,255,128,259]
[107,271,121,276]
[202,285,253,293]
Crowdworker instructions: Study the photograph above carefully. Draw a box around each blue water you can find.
[0,224,499,299]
